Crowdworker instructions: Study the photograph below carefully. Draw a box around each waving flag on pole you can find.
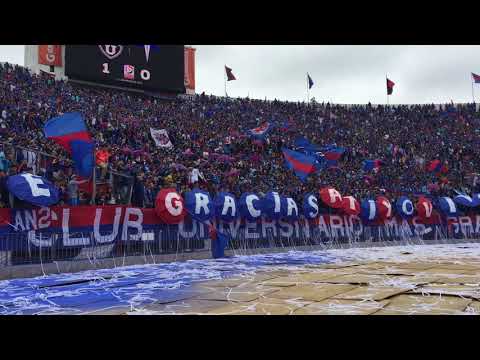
[307,74,314,89]
[248,122,272,138]
[225,66,236,81]
[44,112,94,178]
[363,159,382,172]
[294,137,319,152]
[387,78,395,95]
[282,148,317,181]
[472,73,480,83]
[323,146,345,161]
[472,73,480,103]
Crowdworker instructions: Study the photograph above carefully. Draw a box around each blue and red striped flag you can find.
[44,112,94,178]
[282,148,317,181]
[323,147,345,161]
[363,159,382,172]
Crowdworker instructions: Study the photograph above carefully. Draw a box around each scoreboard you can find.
[64,45,185,93]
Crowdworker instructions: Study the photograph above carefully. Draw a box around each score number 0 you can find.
[102,63,151,81]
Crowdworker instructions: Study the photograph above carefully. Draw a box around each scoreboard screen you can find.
[65,45,185,93]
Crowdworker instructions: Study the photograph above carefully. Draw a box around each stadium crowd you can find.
[1,61,479,209]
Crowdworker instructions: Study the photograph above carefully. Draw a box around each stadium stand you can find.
[1,61,479,209]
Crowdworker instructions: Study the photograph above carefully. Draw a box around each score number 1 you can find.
[102,63,151,80]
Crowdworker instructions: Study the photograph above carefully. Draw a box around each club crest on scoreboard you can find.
[123,65,135,80]
[98,45,124,60]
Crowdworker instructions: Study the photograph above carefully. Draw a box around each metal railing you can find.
[1,220,478,268]
[0,228,210,268]
[0,142,134,206]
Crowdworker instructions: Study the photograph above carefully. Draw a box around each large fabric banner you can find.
[1,205,480,252]
[150,128,173,148]
[184,47,196,92]
[38,45,62,67]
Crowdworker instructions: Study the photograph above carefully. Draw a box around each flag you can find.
[293,138,334,171]
[209,224,230,259]
[325,160,339,168]
[307,74,314,89]
[279,120,290,131]
[387,78,395,95]
[278,117,295,131]
[225,66,236,81]
[71,141,95,178]
[427,160,448,174]
[248,122,272,138]
[323,147,345,161]
[472,73,480,84]
[44,112,94,178]
[294,137,319,152]
[363,159,382,172]
[150,128,173,148]
[282,148,317,181]
[7,173,60,207]
[313,144,346,161]
[427,159,442,173]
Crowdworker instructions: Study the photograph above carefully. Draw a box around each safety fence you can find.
[1,142,134,206]
[0,228,209,268]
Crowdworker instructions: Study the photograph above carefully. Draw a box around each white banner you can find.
[150,128,173,148]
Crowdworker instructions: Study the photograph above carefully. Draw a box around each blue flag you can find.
[294,137,319,152]
[7,173,60,207]
[307,74,314,89]
[70,140,95,178]
[363,159,382,172]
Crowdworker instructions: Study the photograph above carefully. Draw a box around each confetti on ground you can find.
[2,244,480,315]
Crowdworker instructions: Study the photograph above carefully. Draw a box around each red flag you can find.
[387,78,395,95]
[225,66,236,81]
[472,72,480,84]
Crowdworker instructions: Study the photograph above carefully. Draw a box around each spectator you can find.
[0,61,479,209]
[96,146,110,180]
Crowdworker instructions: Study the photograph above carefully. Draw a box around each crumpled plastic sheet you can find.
[3,243,480,315]
[0,251,336,315]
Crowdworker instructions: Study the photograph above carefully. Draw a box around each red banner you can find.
[38,45,62,67]
[184,47,196,92]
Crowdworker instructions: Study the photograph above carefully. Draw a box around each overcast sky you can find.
[2,45,480,104]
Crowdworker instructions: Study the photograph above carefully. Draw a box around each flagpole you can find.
[91,166,96,205]
[224,66,227,97]
[307,74,309,104]
[90,143,97,205]
[386,75,389,107]
[472,76,475,104]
